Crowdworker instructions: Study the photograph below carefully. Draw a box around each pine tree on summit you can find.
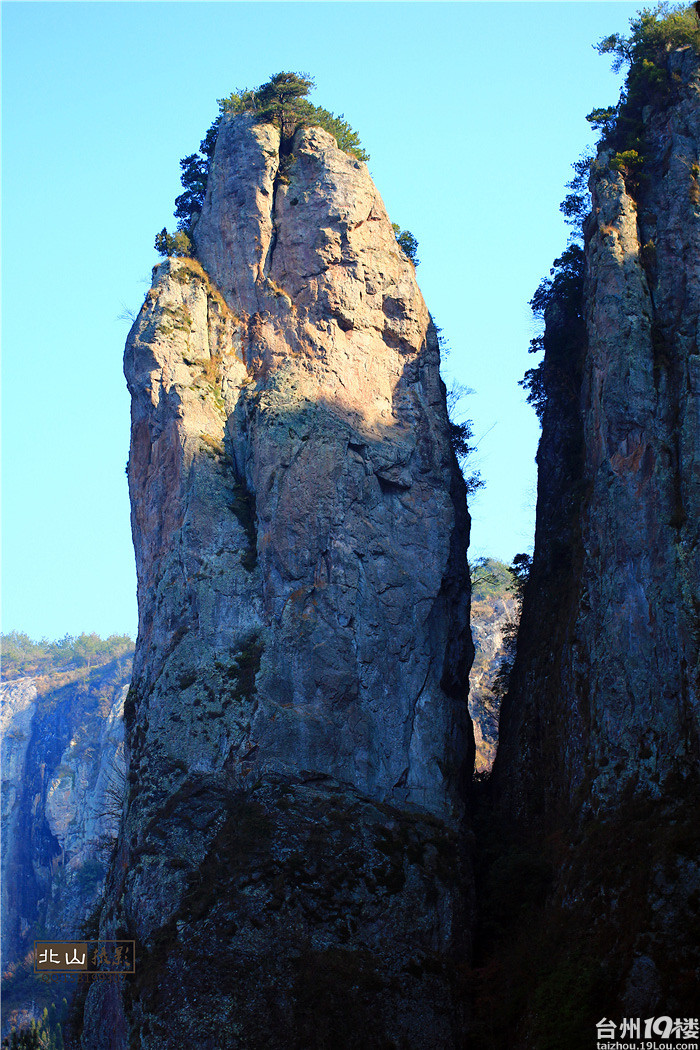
[155,72,369,258]
[255,71,316,144]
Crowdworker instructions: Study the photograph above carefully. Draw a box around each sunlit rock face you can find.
[468,587,519,774]
[82,114,475,1049]
[495,45,700,1021]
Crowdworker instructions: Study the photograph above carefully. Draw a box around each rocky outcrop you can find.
[468,563,519,774]
[1,659,129,1029]
[84,114,474,1048]
[493,44,700,1029]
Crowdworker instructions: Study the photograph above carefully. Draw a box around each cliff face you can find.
[1,662,128,1029]
[84,115,474,1049]
[1,679,38,968]
[494,44,700,1021]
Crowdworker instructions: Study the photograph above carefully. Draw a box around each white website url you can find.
[598,1043,700,1050]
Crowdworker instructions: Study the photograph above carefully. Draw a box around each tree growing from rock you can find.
[255,72,316,144]
[155,72,369,259]
[391,223,420,266]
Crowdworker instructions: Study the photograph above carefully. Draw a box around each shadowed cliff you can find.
[487,24,700,1045]
[1,637,132,1037]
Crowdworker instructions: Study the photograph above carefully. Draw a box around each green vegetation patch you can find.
[520,244,585,425]
[470,557,514,603]
[590,3,700,185]
[391,222,419,266]
[1,631,133,682]
[154,228,192,259]
[220,72,369,161]
[2,996,69,1050]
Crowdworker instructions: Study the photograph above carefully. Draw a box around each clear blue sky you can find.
[2,1,636,641]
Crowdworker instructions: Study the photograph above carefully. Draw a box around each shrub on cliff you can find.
[590,2,700,169]
[609,148,644,175]
[520,244,585,423]
[391,223,419,266]
[523,7,699,426]
[154,227,193,258]
[295,101,368,160]
[596,2,700,73]
[559,152,594,232]
[445,379,485,495]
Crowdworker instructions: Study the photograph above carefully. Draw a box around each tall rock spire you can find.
[82,111,474,1048]
[493,40,700,1030]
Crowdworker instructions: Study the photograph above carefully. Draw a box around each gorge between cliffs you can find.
[3,20,700,1050]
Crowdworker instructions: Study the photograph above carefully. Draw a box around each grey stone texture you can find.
[83,115,474,1048]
